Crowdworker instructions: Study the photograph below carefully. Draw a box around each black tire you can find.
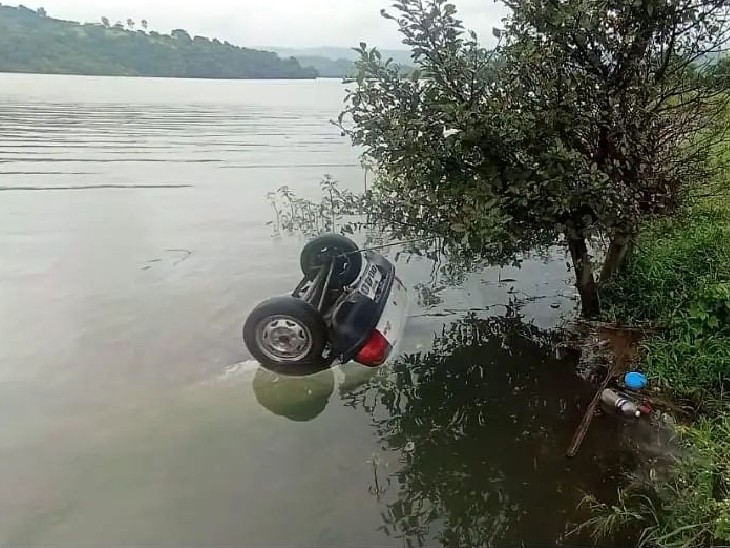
[243,296,327,372]
[300,233,362,287]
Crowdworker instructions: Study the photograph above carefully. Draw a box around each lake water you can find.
[0,74,643,546]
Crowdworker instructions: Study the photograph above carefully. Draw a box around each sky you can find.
[25,0,509,50]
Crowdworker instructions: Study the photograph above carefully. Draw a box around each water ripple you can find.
[0,98,350,188]
[0,184,193,191]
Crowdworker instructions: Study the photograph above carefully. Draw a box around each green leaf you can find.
[335,0,725,318]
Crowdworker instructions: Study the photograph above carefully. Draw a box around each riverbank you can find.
[587,195,730,546]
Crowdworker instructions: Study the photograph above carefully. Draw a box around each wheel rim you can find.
[256,315,313,364]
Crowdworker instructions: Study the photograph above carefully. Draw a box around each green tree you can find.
[100,16,109,28]
[714,54,730,87]
[171,28,191,42]
[342,0,730,316]
[141,19,148,30]
[126,18,135,30]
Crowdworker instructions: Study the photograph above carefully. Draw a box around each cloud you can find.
[33,0,509,49]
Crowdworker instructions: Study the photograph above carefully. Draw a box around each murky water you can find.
[0,74,642,546]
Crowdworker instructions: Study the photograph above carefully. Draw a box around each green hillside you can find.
[0,5,318,79]
[268,47,416,78]
[269,46,415,66]
[289,55,357,78]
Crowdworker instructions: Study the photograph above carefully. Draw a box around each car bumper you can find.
[373,276,409,362]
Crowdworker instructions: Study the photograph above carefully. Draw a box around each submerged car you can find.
[243,234,408,374]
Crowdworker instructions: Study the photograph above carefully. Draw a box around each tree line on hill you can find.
[0,4,318,79]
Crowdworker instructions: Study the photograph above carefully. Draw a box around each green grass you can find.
[574,412,730,548]
[600,202,730,402]
[591,144,730,546]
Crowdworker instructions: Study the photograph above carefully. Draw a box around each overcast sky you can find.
[27,0,508,50]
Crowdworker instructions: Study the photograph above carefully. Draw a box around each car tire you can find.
[300,233,362,287]
[243,296,327,372]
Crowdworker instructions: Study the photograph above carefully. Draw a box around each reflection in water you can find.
[252,363,379,423]
[253,368,335,422]
[343,308,635,547]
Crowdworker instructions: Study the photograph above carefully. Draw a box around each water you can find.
[0,74,641,546]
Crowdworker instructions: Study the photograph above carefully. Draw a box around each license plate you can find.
[358,264,383,300]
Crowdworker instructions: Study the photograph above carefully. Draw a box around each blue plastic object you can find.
[625,371,648,390]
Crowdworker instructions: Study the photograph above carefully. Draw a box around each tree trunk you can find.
[600,232,633,284]
[567,234,600,317]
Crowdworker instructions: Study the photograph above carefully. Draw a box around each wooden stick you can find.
[566,368,614,458]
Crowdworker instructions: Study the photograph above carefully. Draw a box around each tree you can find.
[126,18,135,30]
[171,28,191,43]
[141,19,148,30]
[100,16,109,28]
[36,7,47,17]
[713,54,730,87]
[341,0,730,316]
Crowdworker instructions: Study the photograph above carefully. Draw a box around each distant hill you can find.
[268,47,415,65]
[0,5,318,79]
[265,46,415,78]
[285,55,357,79]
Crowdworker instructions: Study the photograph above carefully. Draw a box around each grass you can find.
[573,414,730,548]
[590,147,730,546]
[600,202,730,403]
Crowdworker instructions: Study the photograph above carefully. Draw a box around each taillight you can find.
[356,330,392,367]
